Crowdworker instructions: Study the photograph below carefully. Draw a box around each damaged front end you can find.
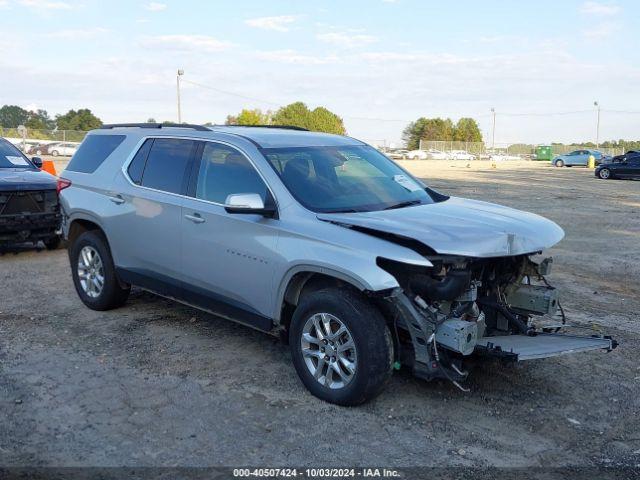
[376,254,617,389]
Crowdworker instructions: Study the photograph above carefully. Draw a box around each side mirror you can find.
[31,157,43,169]
[224,193,277,218]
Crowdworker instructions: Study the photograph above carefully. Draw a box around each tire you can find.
[69,230,130,310]
[289,288,393,406]
[598,168,611,179]
[35,150,42,156]
[43,235,62,250]
[51,150,59,157]
[555,159,564,167]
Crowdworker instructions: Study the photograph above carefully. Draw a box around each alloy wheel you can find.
[77,246,105,298]
[300,313,357,390]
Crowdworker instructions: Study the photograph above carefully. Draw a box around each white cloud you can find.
[256,49,339,65]
[140,35,233,52]
[19,0,71,10]
[245,15,298,32]
[583,21,620,39]
[46,27,109,39]
[580,1,620,15]
[0,0,9,8]
[316,32,377,48]
[145,2,166,12]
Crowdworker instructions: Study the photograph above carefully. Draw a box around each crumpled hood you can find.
[317,197,564,258]
[0,168,57,192]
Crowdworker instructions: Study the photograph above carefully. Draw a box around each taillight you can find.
[56,177,72,195]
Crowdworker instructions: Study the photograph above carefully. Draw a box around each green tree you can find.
[402,117,455,149]
[225,108,270,126]
[146,118,157,123]
[453,117,483,142]
[271,102,313,130]
[25,109,55,130]
[308,106,346,135]
[0,105,29,128]
[55,108,103,131]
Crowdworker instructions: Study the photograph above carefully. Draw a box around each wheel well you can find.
[279,272,361,330]
[68,219,104,245]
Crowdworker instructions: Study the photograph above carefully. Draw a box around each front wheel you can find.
[51,150,59,157]
[69,230,130,310]
[555,159,564,167]
[289,288,393,406]
[598,168,611,179]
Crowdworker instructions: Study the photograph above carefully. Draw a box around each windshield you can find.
[263,145,434,213]
[0,140,35,169]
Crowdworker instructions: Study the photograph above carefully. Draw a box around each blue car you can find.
[552,149,610,167]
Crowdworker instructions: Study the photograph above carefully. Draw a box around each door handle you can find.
[185,213,205,224]
[108,194,125,205]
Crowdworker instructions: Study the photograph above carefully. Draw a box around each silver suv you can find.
[61,124,616,405]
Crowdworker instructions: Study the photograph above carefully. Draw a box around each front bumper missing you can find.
[0,213,61,244]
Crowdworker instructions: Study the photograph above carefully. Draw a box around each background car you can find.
[449,150,476,160]
[552,149,610,167]
[406,149,428,160]
[425,149,450,160]
[595,151,640,179]
[49,142,79,157]
[386,149,408,160]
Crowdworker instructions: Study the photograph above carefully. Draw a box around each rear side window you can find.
[65,135,125,173]
[127,139,152,185]
[140,138,196,194]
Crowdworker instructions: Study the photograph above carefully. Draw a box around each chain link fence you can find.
[417,140,623,157]
[1,126,88,154]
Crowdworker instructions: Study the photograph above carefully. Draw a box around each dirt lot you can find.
[1,160,639,468]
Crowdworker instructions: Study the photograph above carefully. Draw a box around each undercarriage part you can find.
[409,269,471,301]
[434,319,477,355]
[505,284,559,315]
[477,298,531,335]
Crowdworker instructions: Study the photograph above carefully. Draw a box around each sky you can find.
[1,0,639,146]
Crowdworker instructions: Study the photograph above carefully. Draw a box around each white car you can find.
[49,142,80,157]
[425,149,450,160]
[407,150,428,160]
[449,150,476,161]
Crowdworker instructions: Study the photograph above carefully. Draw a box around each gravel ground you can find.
[1,160,638,468]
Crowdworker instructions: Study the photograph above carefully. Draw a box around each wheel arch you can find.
[67,215,107,245]
[275,266,372,328]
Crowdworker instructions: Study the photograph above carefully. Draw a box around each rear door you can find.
[627,155,640,178]
[108,137,198,295]
[180,141,280,330]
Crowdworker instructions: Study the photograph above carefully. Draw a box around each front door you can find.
[180,141,281,330]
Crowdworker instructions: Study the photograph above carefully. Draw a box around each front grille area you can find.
[0,190,58,215]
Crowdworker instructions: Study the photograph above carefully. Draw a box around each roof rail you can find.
[214,124,309,131]
[99,123,210,132]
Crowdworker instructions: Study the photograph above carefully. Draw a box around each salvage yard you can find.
[1,160,639,467]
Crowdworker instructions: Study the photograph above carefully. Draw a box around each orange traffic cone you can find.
[42,159,57,176]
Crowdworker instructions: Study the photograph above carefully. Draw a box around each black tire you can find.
[598,168,611,179]
[69,230,130,310]
[289,288,393,406]
[43,235,62,250]
[51,150,59,157]
[555,159,564,167]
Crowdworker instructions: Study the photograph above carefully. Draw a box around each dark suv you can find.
[0,138,62,249]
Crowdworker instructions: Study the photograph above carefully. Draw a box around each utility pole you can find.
[491,108,496,150]
[176,69,184,123]
[594,101,600,149]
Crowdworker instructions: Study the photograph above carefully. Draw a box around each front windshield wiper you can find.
[383,200,423,210]
[321,208,363,213]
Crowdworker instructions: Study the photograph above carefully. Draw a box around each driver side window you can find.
[195,143,267,205]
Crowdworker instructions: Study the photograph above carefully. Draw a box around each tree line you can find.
[0,105,103,131]
[402,117,484,150]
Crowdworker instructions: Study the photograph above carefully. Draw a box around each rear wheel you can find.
[69,230,130,310]
[598,168,611,179]
[555,159,564,167]
[289,288,393,406]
